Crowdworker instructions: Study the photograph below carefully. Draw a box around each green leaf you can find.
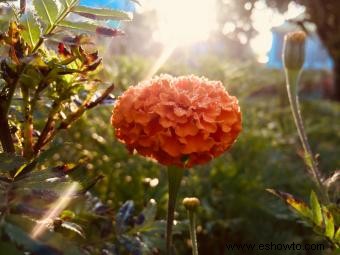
[140,199,157,226]
[58,20,124,37]
[266,189,312,219]
[310,191,323,227]
[335,227,340,242]
[0,8,15,29]
[0,153,26,174]
[59,221,85,238]
[128,200,157,235]
[71,6,131,21]
[32,0,59,27]
[20,13,41,49]
[5,215,85,255]
[1,221,61,255]
[14,144,64,179]
[60,0,76,8]
[322,206,335,240]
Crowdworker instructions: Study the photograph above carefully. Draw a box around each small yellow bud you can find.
[283,31,306,70]
[182,197,200,211]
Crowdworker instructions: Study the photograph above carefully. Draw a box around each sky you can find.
[138,0,305,63]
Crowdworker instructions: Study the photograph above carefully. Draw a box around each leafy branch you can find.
[267,189,340,248]
[0,0,130,157]
[0,152,103,254]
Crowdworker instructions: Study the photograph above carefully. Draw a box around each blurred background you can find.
[44,0,339,254]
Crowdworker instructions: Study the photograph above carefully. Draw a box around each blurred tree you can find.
[215,0,256,60]
[217,0,340,100]
[105,10,162,57]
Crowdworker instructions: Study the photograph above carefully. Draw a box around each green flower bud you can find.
[183,197,200,211]
[283,31,306,70]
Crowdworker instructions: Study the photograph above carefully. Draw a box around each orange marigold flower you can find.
[111,74,242,168]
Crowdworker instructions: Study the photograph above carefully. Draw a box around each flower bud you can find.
[283,31,306,70]
[182,197,200,211]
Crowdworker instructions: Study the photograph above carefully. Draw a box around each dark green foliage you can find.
[0,1,152,254]
[52,55,339,254]
[0,152,93,254]
[0,1,339,254]
[268,189,339,247]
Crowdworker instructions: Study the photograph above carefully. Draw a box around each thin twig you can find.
[34,84,114,153]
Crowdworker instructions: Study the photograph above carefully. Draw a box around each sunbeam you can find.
[30,182,79,239]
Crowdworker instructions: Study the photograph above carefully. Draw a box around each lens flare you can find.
[30,182,79,239]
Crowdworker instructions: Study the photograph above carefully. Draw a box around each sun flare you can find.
[143,0,217,78]
[153,0,217,46]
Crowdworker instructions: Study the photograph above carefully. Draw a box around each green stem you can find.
[166,166,184,255]
[21,85,34,159]
[285,68,329,203]
[188,210,198,255]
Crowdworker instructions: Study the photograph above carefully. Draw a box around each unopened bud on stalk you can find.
[183,197,200,211]
[283,31,306,70]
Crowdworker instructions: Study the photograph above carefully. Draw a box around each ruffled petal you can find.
[111,74,242,168]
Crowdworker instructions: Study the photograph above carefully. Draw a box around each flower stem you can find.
[166,166,184,255]
[284,69,329,203]
[188,210,198,255]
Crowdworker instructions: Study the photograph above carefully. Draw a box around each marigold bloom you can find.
[111,74,242,168]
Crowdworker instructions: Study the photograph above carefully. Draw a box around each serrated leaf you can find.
[266,189,312,219]
[33,0,59,27]
[58,20,124,37]
[20,12,41,49]
[322,206,335,239]
[71,6,131,21]
[310,191,323,227]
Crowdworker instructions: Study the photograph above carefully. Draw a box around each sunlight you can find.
[142,0,217,79]
[250,2,305,63]
[145,44,176,80]
[30,182,79,239]
[153,0,217,46]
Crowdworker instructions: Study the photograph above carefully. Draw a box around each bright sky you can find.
[147,0,218,45]
[139,0,304,62]
[137,0,305,78]
[250,1,305,62]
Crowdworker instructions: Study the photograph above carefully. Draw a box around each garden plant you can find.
[0,0,339,255]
